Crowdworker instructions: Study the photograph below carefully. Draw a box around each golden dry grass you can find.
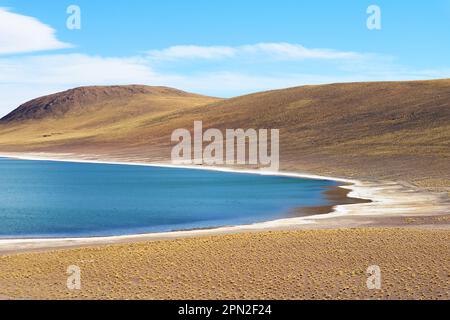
[0,228,448,300]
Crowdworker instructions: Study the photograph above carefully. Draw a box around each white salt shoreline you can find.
[0,152,448,254]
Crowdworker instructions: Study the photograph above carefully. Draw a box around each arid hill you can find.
[0,85,220,157]
[0,80,449,191]
[0,86,207,122]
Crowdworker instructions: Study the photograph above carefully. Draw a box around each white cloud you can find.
[147,43,361,61]
[241,43,361,60]
[148,45,236,61]
[0,8,71,55]
[0,54,159,84]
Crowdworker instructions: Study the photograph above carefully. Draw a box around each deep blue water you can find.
[0,158,338,238]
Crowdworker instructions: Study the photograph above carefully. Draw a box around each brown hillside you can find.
[1,85,213,122]
[0,85,220,154]
[0,80,449,190]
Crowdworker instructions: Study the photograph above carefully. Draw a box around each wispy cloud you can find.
[0,8,71,55]
[147,45,236,61]
[240,43,361,60]
[147,43,362,61]
[0,54,158,84]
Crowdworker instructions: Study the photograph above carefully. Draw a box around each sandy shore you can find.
[0,228,448,300]
[0,151,449,255]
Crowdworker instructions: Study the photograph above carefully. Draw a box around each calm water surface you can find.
[0,158,339,238]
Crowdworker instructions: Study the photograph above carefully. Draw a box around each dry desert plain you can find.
[0,79,449,299]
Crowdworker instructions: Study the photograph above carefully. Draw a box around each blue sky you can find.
[1,0,450,116]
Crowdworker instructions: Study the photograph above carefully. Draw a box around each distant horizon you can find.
[3,77,450,118]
